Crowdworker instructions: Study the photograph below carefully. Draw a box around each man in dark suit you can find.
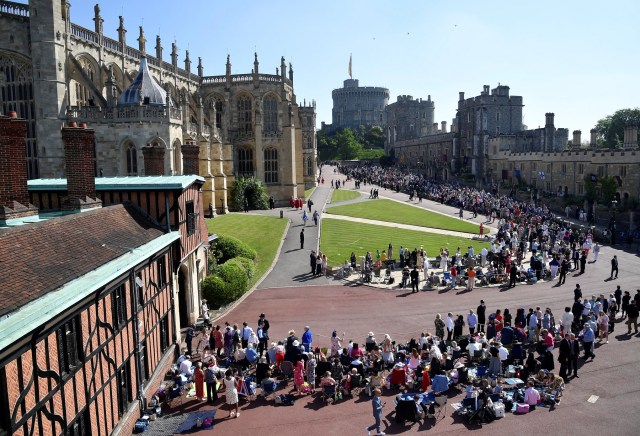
[567,332,580,378]
[558,335,571,379]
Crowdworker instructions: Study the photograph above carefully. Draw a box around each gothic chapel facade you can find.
[0,0,318,211]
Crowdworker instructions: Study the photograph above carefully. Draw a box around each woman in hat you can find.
[365,332,377,352]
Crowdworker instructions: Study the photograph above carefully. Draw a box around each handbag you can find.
[492,402,505,418]
[515,403,529,414]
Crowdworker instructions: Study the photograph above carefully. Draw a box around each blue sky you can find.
[59,1,640,133]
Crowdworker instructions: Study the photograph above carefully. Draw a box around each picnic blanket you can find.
[175,410,216,433]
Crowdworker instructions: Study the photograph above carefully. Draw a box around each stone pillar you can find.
[572,130,581,147]
[181,141,200,175]
[0,112,38,223]
[61,122,102,211]
[142,143,166,175]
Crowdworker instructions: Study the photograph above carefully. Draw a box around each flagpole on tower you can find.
[348,53,352,79]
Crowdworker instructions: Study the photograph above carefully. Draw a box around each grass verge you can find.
[320,218,489,267]
[329,189,362,203]
[326,199,479,233]
[207,214,287,287]
[304,187,316,199]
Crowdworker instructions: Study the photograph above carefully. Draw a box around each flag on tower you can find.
[348,54,352,78]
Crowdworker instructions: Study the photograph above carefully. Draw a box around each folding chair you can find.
[442,272,452,286]
[383,269,391,284]
[430,395,448,421]
[261,381,278,400]
[280,361,295,381]
[372,268,382,283]
[322,384,337,403]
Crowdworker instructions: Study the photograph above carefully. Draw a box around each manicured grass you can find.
[207,214,287,287]
[329,189,362,203]
[326,199,480,233]
[304,187,316,199]
[320,218,489,267]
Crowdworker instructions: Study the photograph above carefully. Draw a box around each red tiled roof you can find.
[0,203,165,317]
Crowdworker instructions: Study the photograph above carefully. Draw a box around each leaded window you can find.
[238,148,253,176]
[263,96,278,132]
[264,148,278,184]
[237,95,252,135]
[126,143,137,175]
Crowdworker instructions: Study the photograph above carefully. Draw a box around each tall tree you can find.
[594,108,640,148]
[335,128,362,160]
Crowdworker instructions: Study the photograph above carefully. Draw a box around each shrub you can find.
[228,256,255,281]
[202,275,232,308]
[218,261,249,300]
[230,177,269,211]
[214,235,257,264]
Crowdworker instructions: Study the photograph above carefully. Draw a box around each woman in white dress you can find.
[223,370,239,418]
[423,254,429,281]
[439,249,448,273]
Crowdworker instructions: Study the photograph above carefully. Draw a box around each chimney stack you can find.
[623,125,638,149]
[545,113,555,127]
[142,143,166,175]
[0,112,39,223]
[459,92,465,102]
[572,130,582,147]
[181,141,200,175]
[590,129,597,147]
[433,123,439,133]
[441,121,447,133]
[61,122,102,211]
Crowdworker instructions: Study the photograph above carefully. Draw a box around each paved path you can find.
[256,175,340,289]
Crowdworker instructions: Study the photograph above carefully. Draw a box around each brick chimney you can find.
[0,112,39,223]
[181,140,200,175]
[61,122,102,211]
[142,143,166,175]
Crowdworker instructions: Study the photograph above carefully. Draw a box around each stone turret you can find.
[171,42,178,68]
[93,3,103,35]
[137,26,146,54]
[184,50,191,73]
[572,130,581,147]
[117,16,126,45]
[198,57,203,78]
[155,35,162,60]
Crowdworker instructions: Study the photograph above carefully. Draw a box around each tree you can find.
[600,176,618,205]
[229,177,269,211]
[594,108,640,148]
[335,128,362,160]
[316,130,338,160]
[584,176,597,203]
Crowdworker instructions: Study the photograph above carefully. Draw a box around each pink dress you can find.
[294,361,305,387]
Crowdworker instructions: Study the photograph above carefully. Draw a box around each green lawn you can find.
[326,199,480,233]
[304,187,316,199]
[320,218,489,267]
[329,189,362,203]
[207,214,288,287]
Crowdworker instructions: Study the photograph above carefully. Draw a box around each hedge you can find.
[215,235,257,264]
[228,256,255,282]
[202,257,252,309]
